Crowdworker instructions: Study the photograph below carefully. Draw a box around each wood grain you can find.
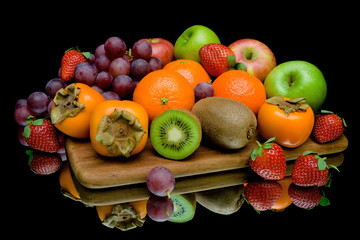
[66,132,348,189]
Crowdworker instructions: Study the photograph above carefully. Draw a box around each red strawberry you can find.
[249,137,286,180]
[244,180,282,211]
[313,110,346,143]
[26,150,62,175]
[199,43,245,77]
[61,48,90,81]
[291,151,330,187]
[288,183,323,209]
[23,116,60,153]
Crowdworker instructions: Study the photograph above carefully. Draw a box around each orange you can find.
[163,59,212,88]
[133,69,195,121]
[271,176,293,211]
[212,70,266,115]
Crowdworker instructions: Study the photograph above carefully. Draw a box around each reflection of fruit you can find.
[89,100,148,157]
[212,70,266,115]
[271,177,293,211]
[163,59,211,88]
[169,193,197,223]
[59,162,80,200]
[174,25,221,63]
[196,185,245,215]
[26,150,62,175]
[146,195,174,222]
[264,60,327,112]
[257,96,315,148]
[229,38,276,82]
[288,183,322,209]
[150,109,202,160]
[133,70,195,121]
[313,110,346,143]
[249,137,286,180]
[140,38,174,65]
[191,97,257,149]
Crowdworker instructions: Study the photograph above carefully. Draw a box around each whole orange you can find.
[212,70,266,115]
[163,59,212,88]
[133,69,195,121]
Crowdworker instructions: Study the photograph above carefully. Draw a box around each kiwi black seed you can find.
[150,109,202,160]
[168,193,196,223]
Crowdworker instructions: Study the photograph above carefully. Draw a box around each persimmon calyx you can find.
[51,83,85,124]
[101,203,145,231]
[266,96,310,116]
[95,109,146,157]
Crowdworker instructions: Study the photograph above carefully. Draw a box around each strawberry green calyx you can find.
[65,46,90,59]
[95,109,146,157]
[250,137,276,161]
[301,150,340,172]
[51,83,85,124]
[266,96,310,116]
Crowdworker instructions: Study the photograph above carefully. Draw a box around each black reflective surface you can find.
[6,6,357,238]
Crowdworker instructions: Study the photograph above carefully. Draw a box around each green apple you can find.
[174,25,221,63]
[264,61,327,112]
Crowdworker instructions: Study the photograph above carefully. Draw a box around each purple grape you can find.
[102,91,121,100]
[104,36,127,59]
[15,99,28,109]
[14,105,34,126]
[112,75,135,97]
[96,71,113,89]
[91,85,104,94]
[95,53,111,72]
[74,62,97,85]
[146,166,175,197]
[27,91,49,114]
[95,44,105,57]
[45,78,67,98]
[131,59,150,80]
[194,82,214,102]
[132,40,152,61]
[109,57,131,77]
[146,195,174,222]
[148,57,163,72]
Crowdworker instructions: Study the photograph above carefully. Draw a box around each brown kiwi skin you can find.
[191,97,257,149]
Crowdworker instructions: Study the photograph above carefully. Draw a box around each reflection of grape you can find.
[132,40,152,60]
[146,194,174,222]
[146,166,175,197]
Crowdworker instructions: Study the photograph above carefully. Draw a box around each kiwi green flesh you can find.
[169,194,196,223]
[150,109,201,160]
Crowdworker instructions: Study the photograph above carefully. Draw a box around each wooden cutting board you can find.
[66,132,348,189]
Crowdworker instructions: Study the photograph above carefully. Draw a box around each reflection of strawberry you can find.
[288,183,322,209]
[244,180,282,211]
[26,150,62,175]
[61,48,89,81]
[313,110,346,143]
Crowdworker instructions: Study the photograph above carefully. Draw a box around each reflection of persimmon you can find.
[271,176,293,211]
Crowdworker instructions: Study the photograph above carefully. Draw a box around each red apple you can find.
[229,39,276,82]
[140,38,174,65]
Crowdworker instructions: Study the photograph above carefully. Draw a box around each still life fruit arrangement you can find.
[15,25,348,230]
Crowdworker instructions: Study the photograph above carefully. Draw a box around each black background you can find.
[5,3,357,237]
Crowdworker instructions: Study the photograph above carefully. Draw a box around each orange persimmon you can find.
[257,96,314,148]
[59,161,80,200]
[90,100,148,157]
[51,83,105,138]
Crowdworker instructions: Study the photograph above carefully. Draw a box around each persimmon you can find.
[90,100,148,157]
[271,176,293,211]
[257,96,314,148]
[51,83,105,138]
[59,161,81,200]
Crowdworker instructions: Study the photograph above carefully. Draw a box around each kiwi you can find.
[196,185,245,215]
[169,193,196,223]
[191,97,257,149]
[150,109,202,160]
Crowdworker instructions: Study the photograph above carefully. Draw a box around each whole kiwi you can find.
[191,97,257,149]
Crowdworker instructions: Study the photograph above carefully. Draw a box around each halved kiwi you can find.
[150,109,201,160]
[169,193,196,223]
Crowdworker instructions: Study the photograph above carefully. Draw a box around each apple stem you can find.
[182,35,189,41]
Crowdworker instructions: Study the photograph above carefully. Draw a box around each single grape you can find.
[102,91,121,100]
[146,166,175,197]
[130,59,150,80]
[96,71,113,89]
[14,105,33,126]
[109,57,131,77]
[112,75,135,97]
[104,36,127,59]
[148,57,163,72]
[27,91,49,114]
[146,195,174,222]
[91,85,104,94]
[74,62,97,85]
[194,82,214,102]
[94,44,105,57]
[132,40,152,61]
[45,78,67,98]
[15,99,28,109]
[95,53,111,72]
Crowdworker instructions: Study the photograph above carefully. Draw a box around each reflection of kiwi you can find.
[150,109,201,160]
[196,185,245,215]
[169,193,196,223]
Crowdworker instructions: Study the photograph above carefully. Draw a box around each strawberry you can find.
[199,43,246,77]
[313,110,346,143]
[288,183,325,209]
[26,150,62,175]
[244,180,282,212]
[23,116,60,153]
[291,151,334,187]
[61,47,90,81]
[249,137,286,180]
